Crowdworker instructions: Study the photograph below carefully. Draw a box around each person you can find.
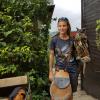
[49,17,79,100]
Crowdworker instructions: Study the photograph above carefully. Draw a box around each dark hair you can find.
[58,17,71,36]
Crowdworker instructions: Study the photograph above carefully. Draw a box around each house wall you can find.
[81,0,100,99]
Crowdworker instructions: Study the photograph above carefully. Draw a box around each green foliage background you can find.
[0,0,51,99]
[96,19,100,49]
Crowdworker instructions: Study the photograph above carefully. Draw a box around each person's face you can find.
[57,21,68,35]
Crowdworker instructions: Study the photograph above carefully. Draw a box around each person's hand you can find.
[81,56,91,62]
[49,71,53,82]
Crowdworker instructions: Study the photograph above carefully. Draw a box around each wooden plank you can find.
[0,76,28,88]
[0,98,8,100]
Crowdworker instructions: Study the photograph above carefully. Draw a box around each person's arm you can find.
[49,36,56,81]
[49,50,54,82]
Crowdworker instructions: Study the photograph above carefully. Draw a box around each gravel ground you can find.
[73,89,98,100]
[73,75,98,100]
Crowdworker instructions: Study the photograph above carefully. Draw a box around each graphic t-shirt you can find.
[50,35,77,69]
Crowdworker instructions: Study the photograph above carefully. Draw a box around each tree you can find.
[0,0,51,99]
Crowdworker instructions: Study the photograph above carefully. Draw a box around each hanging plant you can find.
[96,19,100,49]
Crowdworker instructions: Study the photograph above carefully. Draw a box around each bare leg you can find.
[69,96,73,100]
[51,97,54,100]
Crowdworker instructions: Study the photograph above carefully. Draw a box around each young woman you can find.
[49,17,79,100]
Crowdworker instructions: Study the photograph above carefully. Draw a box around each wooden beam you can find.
[0,76,28,88]
[0,98,8,100]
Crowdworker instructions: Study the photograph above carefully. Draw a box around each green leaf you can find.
[0,42,6,46]
[4,30,13,37]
